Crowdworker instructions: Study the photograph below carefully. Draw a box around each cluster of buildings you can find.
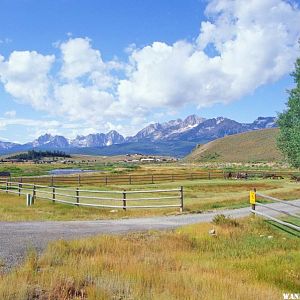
[119,154,178,164]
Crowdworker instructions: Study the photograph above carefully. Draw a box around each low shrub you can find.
[212,214,240,227]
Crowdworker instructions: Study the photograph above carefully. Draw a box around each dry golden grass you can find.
[0,217,299,299]
[186,128,283,163]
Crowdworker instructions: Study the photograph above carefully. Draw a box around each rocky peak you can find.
[182,115,205,127]
[251,117,277,129]
[32,134,69,148]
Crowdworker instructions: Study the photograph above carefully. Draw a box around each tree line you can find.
[8,150,71,160]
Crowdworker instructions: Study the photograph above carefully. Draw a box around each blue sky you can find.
[0,0,300,143]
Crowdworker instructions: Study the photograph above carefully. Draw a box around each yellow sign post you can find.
[249,191,256,205]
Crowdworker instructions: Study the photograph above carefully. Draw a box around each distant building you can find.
[140,158,155,162]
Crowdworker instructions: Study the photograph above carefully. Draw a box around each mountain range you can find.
[0,115,277,157]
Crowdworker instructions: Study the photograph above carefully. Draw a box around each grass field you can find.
[186,128,283,163]
[1,178,300,221]
[0,216,299,299]
[0,163,299,299]
[1,158,296,181]
[0,161,139,177]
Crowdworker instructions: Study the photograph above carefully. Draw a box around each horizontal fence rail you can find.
[0,180,184,211]
[1,170,299,187]
[2,171,224,186]
[250,190,300,232]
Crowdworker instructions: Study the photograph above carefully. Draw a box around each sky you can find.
[0,0,300,144]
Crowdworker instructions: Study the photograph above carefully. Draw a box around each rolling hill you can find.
[185,128,283,163]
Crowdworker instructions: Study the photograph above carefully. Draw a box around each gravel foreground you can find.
[1,200,299,272]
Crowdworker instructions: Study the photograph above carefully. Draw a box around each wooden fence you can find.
[1,170,299,187]
[2,171,224,186]
[0,179,184,211]
[250,189,300,232]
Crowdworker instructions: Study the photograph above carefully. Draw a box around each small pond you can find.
[48,169,98,175]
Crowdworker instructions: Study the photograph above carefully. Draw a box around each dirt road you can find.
[1,200,299,271]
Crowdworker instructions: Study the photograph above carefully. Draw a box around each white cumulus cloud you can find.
[0,51,55,110]
[118,0,300,111]
[0,0,299,136]
[59,37,118,88]
[54,82,115,122]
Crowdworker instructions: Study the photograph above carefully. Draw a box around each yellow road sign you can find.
[249,191,256,204]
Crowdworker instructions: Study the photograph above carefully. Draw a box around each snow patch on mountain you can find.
[0,115,277,153]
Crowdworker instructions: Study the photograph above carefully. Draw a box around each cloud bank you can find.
[0,0,300,135]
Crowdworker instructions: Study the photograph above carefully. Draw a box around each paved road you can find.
[1,200,299,271]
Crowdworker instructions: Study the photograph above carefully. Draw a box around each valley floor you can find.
[1,168,299,299]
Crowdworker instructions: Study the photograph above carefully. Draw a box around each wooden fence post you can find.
[52,187,56,203]
[123,190,127,211]
[32,184,36,204]
[151,175,154,184]
[76,188,80,206]
[105,176,108,185]
[20,177,23,195]
[6,179,8,193]
[18,183,21,196]
[180,186,184,213]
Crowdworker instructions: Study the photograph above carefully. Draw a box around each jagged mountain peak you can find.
[128,115,277,143]
[127,114,205,142]
[0,141,18,150]
[70,131,125,148]
[35,133,52,142]
[164,118,182,127]
[251,116,277,129]
[0,115,277,156]
[32,133,69,148]
[183,114,205,126]
[106,130,122,136]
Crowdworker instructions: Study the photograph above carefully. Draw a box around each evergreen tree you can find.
[277,47,300,168]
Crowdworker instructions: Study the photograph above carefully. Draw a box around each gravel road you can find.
[1,200,299,271]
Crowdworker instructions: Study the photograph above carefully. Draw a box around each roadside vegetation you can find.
[0,216,299,299]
